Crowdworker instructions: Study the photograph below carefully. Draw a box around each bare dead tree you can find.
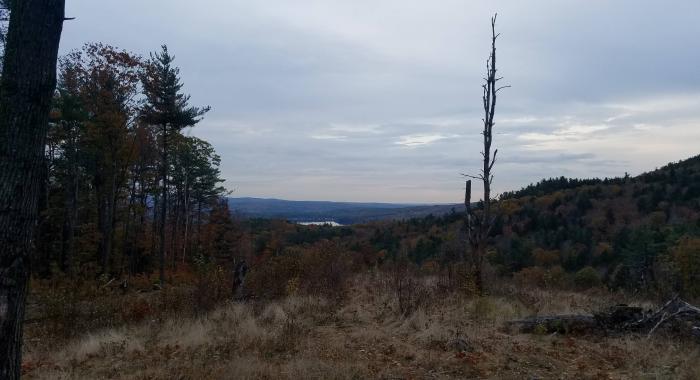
[464,14,508,293]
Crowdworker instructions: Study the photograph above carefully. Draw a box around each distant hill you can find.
[229,155,700,226]
[227,197,463,224]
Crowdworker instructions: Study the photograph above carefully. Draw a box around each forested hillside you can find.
[230,155,700,299]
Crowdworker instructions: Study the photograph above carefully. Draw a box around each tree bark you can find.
[0,1,65,378]
[182,182,190,263]
[95,173,115,277]
[171,193,179,270]
[195,200,202,256]
[159,123,167,286]
[61,132,79,276]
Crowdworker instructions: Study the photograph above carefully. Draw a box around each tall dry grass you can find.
[23,273,700,379]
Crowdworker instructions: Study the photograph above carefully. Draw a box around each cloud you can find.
[310,134,348,141]
[395,134,457,147]
[59,0,700,202]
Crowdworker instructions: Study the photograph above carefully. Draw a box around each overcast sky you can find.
[61,1,700,203]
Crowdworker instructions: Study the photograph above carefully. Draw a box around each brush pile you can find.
[508,297,700,340]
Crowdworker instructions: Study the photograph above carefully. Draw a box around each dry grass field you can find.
[21,273,700,380]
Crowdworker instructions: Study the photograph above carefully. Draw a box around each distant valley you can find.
[227,197,465,224]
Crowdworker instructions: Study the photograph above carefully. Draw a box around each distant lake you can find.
[298,221,343,227]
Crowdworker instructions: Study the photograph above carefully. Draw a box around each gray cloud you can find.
[60,1,700,202]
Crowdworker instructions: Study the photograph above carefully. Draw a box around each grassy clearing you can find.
[23,274,700,379]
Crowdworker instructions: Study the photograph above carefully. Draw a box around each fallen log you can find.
[507,297,700,341]
[506,315,597,335]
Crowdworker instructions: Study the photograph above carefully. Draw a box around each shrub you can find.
[246,240,353,300]
[468,297,498,322]
[532,248,560,267]
[436,262,479,296]
[386,258,434,316]
[574,266,602,289]
[543,265,567,288]
[121,298,153,323]
[192,255,231,313]
[296,240,352,298]
[514,265,569,289]
[513,267,546,288]
[246,254,298,299]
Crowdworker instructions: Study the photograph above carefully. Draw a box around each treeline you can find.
[499,175,627,200]
[35,43,228,280]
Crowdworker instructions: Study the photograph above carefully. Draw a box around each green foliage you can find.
[139,45,210,130]
[573,266,602,289]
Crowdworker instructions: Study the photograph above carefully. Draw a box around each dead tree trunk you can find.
[464,14,508,293]
[0,1,66,378]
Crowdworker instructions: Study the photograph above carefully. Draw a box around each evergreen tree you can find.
[140,45,209,285]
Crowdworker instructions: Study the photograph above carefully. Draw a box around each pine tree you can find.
[140,45,209,285]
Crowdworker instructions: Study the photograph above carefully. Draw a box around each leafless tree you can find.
[464,14,508,293]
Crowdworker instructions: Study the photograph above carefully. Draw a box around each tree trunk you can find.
[122,175,138,276]
[96,176,115,277]
[106,161,119,275]
[136,171,148,274]
[182,185,190,263]
[61,159,78,276]
[465,14,505,294]
[151,191,159,272]
[171,194,179,271]
[159,124,167,286]
[0,1,65,378]
[196,200,202,256]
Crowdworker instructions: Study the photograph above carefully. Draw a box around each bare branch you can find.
[496,85,511,92]
[461,173,485,181]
